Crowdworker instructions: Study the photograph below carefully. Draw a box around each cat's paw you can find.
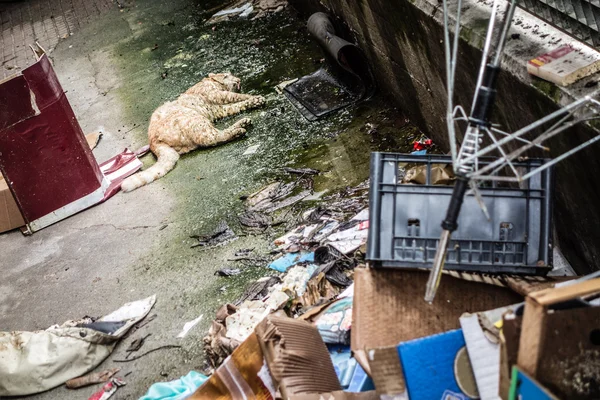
[235,128,247,137]
[252,96,266,107]
[237,117,252,128]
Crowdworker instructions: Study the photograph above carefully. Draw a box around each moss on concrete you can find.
[531,78,561,103]
[109,0,423,348]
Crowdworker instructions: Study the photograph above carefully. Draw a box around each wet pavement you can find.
[0,0,422,398]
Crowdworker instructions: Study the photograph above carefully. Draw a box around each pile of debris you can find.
[203,177,369,369]
[189,160,600,399]
[205,0,288,24]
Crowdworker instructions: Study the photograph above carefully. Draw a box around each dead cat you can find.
[121,73,265,192]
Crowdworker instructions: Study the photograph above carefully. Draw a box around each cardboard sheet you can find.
[352,268,523,351]
[191,333,275,399]
[460,307,521,400]
[518,279,600,399]
[352,268,524,396]
[290,391,380,400]
[0,174,25,233]
[255,313,341,398]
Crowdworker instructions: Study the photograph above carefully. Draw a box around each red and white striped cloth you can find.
[98,148,145,201]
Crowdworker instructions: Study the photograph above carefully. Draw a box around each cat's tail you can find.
[121,144,180,192]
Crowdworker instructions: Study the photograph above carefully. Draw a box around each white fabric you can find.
[0,295,156,396]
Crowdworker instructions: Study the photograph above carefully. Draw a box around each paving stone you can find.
[0,0,114,79]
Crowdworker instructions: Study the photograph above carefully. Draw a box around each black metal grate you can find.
[518,0,600,47]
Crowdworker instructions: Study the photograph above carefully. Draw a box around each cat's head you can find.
[209,72,241,92]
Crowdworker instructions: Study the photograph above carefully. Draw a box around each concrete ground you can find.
[0,0,418,398]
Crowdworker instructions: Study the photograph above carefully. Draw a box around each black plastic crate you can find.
[367,153,553,274]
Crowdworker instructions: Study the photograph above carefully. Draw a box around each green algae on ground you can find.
[111,0,424,354]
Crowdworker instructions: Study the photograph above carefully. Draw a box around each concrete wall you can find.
[291,0,600,274]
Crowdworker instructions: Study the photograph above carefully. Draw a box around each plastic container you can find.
[367,153,553,274]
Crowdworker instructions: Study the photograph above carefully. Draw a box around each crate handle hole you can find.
[590,329,600,346]
[408,219,420,237]
[500,222,514,241]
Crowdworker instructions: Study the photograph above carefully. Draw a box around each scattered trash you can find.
[312,296,353,345]
[399,329,478,399]
[255,313,342,397]
[113,345,182,363]
[243,179,314,215]
[209,2,253,22]
[202,303,241,368]
[225,290,290,342]
[269,251,315,272]
[274,78,298,94]
[412,138,433,152]
[0,295,156,396]
[190,221,237,249]
[282,167,320,175]
[280,264,319,296]
[239,210,272,230]
[527,44,600,86]
[140,371,208,400]
[87,378,126,400]
[177,314,204,338]
[125,333,152,357]
[66,368,121,389]
[243,144,260,155]
[86,131,103,150]
[215,268,242,277]
[235,276,282,304]
[326,220,368,254]
[206,0,286,24]
[195,331,275,398]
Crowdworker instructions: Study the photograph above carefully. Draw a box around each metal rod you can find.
[483,127,520,177]
[427,0,516,302]
[425,229,451,303]
[492,0,517,67]
[471,113,594,177]
[444,0,464,163]
[460,96,594,164]
[490,127,549,150]
[470,0,501,114]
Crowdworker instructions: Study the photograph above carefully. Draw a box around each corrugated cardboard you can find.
[191,332,275,399]
[460,304,521,400]
[517,278,600,399]
[255,313,341,398]
[352,268,523,396]
[290,391,380,400]
[0,174,25,233]
[353,268,523,351]
[500,312,523,400]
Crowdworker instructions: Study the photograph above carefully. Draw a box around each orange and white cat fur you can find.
[121,73,265,192]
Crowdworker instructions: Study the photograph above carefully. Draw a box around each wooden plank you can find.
[517,297,547,377]
[530,278,600,305]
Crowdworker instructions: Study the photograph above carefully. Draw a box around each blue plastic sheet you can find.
[140,371,208,400]
[327,344,374,392]
[268,252,315,272]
